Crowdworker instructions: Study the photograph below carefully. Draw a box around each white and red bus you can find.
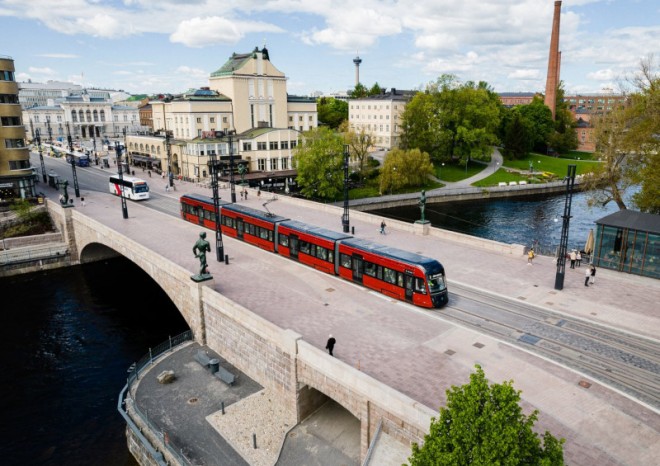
[109,175,150,200]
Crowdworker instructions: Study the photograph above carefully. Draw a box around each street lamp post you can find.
[115,143,129,219]
[46,116,53,144]
[35,129,47,183]
[342,144,350,233]
[123,127,129,169]
[92,130,98,165]
[207,152,225,262]
[440,162,445,180]
[163,130,173,188]
[554,164,577,290]
[66,123,80,198]
[227,130,237,203]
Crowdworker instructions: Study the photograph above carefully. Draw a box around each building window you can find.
[9,160,30,170]
[210,117,215,123]
[100,110,105,122]
[243,142,252,151]
[257,142,267,150]
[258,158,266,170]
[1,70,15,81]
[123,115,128,122]
[223,116,227,123]
[5,139,26,149]
[196,117,201,123]
[71,111,78,122]
[1,116,21,126]
[269,141,278,150]
[270,158,278,170]
[289,116,293,122]
[281,158,288,169]
[0,94,19,104]
[299,116,303,121]
[281,141,289,149]
[308,115,313,121]
[291,140,297,148]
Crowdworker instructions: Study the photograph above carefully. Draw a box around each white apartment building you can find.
[348,88,415,150]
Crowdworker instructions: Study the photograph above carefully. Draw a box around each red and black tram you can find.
[179,194,448,308]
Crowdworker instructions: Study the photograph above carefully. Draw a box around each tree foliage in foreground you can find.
[408,365,565,466]
[292,127,345,199]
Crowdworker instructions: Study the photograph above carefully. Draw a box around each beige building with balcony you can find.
[1,55,35,200]
[129,47,316,184]
[348,88,414,150]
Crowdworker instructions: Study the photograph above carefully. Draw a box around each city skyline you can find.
[2,0,659,97]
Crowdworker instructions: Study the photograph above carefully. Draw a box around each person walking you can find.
[81,197,86,207]
[147,170,151,178]
[380,220,387,235]
[527,248,535,265]
[590,265,596,284]
[576,251,582,267]
[240,190,244,200]
[325,334,336,356]
[584,266,591,287]
[244,189,248,200]
[570,250,577,269]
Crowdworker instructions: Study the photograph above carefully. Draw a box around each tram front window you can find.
[428,273,446,292]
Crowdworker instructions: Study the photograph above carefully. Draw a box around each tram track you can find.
[436,282,660,410]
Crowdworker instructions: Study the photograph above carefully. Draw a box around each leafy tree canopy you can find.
[409,365,565,466]
[293,127,345,199]
[379,148,433,194]
[401,75,501,163]
[317,97,348,129]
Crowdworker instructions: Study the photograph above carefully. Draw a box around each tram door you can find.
[404,272,414,302]
[197,207,204,226]
[352,254,364,284]
[236,218,244,240]
[289,235,299,260]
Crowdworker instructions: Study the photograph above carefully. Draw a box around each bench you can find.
[498,182,507,187]
[194,350,212,368]
[214,366,236,386]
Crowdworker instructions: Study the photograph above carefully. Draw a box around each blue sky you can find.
[2,0,658,97]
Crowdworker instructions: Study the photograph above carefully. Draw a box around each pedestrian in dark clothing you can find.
[240,190,244,200]
[148,170,151,178]
[380,220,386,235]
[325,334,336,356]
[590,265,596,284]
[584,267,591,287]
[244,189,248,200]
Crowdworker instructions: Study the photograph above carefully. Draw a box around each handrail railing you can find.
[362,419,383,466]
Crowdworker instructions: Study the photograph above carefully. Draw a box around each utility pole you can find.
[207,152,225,262]
[342,144,350,233]
[66,123,80,198]
[115,143,129,219]
[554,164,577,290]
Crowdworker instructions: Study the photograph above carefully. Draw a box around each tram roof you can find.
[341,237,443,270]
[181,193,231,207]
[221,203,289,223]
[280,220,353,241]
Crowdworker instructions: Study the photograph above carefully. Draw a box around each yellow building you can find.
[131,47,317,183]
[0,55,35,200]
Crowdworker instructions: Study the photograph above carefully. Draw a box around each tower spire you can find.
[544,1,562,120]
[353,53,362,87]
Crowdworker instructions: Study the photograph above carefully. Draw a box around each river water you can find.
[372,190,634,255]
[0,258,188,466]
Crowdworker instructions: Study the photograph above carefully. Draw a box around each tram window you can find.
[317,246,328,262]
[279,234,289,247]
[328,251,333,263]
[259,227,269,240]
[383,267,396,284]
[247,223,255,236]
[310,244,317,257]
[397,272,404,288]
[364,261,377,277]
[376,266,383,280]
[300,241,311,255]
[204,209,213,221]
[415,277,426,293]
[340,253,351,268]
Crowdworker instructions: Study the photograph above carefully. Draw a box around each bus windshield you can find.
[133,182,149,193]
[428,273,446,293]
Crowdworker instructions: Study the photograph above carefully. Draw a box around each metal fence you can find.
[119,330,194,466]
[0,244,69,265]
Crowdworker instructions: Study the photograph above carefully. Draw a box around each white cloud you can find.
[170,16,283,47]
[508,69,541,80]
[28,67,57,75]
[175,66,208,80]
[587,69,616,81]
[38,53,79,59]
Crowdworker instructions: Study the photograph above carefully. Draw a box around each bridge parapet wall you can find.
[296,340,434,458]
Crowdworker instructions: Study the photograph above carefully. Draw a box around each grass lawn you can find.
[503,153,600,178]
[349,178,442,199]
[435,160,488,182]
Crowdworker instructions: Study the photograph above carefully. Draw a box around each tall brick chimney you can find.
[544,1,562,119]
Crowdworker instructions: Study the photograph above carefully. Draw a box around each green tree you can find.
[518,96,555,151]
[369,82,384,96]
[344,126,375,180]
[583,56,660,212]
[548,84,578,154]
[349,82,369,98]
[400,75,501,164]
[317,97,348,129]
[408,365,565,466]
[379,148,433,194]
[293,127,345,199]
[503,109,533,159]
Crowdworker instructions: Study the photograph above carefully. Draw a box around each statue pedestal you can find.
[414,220,431,236]
[190,273,213,283]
